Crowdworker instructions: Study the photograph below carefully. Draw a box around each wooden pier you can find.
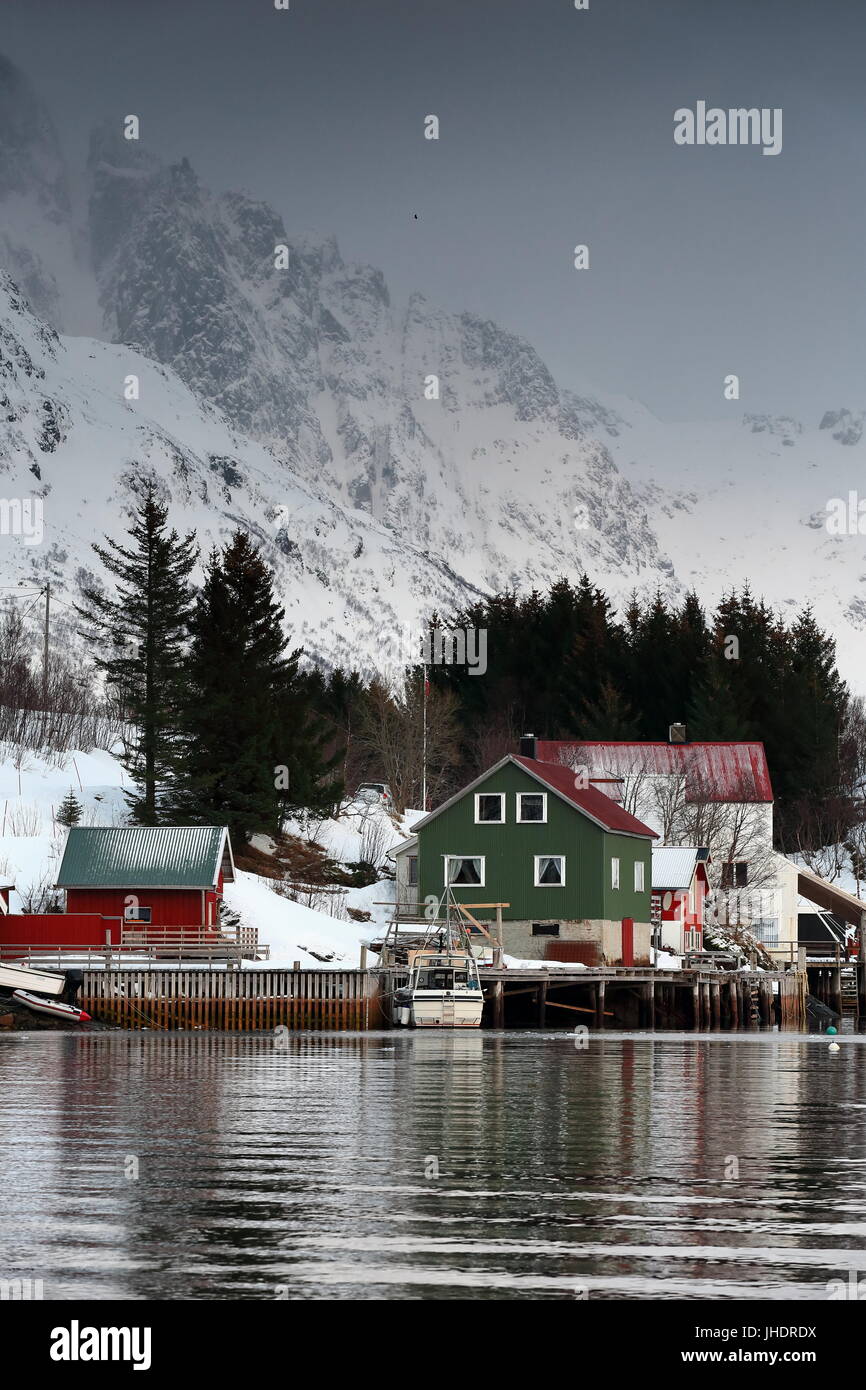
[478,966,808,1030]
[81,966,376,1031]
[77,963,809,1032]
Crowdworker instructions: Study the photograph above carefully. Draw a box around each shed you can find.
[651,846,710,954]
[56,825,235,928]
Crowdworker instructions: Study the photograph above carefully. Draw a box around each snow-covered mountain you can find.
[2,51,866,686]
[0,268,493,674]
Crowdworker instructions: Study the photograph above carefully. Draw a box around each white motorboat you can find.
[0,961,67,999]
[393,948,484,1028]
[383,886,487,1028]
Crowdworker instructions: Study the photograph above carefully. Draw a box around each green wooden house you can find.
[394,755,657,963]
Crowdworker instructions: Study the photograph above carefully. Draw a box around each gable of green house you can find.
[416,760,651,924]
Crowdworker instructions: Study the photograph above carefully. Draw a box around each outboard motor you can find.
[62,969,84,1005]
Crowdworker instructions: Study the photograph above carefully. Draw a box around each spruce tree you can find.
[580,680,641,738]
[76,488,197,824]
[175,531,340,843]
[56,788,83,828]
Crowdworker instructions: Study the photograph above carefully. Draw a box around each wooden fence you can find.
[81,966,375,1031]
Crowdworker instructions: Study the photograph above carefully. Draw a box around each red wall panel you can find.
[0,913,120,948]
[65,888,209,926]
[545,940,602,966]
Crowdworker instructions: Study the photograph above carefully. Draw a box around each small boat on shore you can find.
[11,990,91,1023]
[0,961,67,999]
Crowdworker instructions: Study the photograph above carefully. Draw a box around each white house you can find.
[527,731,792,947]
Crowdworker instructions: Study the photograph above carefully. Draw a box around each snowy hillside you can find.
[0,52,679,673]
[591,403,866,689]
[0,746,399,967]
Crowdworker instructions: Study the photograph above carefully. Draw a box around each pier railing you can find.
[0,933,269,967]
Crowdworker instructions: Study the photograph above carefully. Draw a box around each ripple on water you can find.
[0,1029,864,1299]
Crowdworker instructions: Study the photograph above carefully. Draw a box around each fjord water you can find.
[1,1030,865,1301]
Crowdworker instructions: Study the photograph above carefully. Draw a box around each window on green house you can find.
[445,856,485,886]
[634,860,645,891]
[611,857,620,889]
[532,922,560,936]
[534,855,565,886]
[517,792,547,823]
[475,792,505,823]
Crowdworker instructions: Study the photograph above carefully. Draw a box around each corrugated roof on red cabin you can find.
[534,741,773,803]
[513,756,658,837]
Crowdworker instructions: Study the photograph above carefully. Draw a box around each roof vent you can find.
[669,723,687,744]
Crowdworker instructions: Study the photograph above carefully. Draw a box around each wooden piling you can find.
[596,979,606,1030]
[758,980,771,1028]
[537,980,547,1029]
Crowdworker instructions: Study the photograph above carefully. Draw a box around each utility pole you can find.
[42,581,50,710]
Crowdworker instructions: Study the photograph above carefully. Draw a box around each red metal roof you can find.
[534,741,773,803]
[514,756,658,837]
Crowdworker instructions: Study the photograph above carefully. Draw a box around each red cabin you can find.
[56,825,235,930]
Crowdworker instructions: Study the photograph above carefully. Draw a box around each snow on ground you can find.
[652,949,682,970]
[232,797,412,966]
[226,866,401,971]
[282,800,419,865]
[0,747,129,910]
[224,870,373,968]
[502,955,585,969]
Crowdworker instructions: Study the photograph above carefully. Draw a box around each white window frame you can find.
[474,792,505,824]
[611,857,620,889]
[516,791,548,824]
[534,855,565,887]
[634,860,645,892]
[444,855,486,888]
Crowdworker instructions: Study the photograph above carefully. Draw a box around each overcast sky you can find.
[4,0,864,423]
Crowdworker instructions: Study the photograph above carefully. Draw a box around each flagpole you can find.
[422,661,428,812]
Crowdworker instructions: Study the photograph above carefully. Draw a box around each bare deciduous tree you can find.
[357,675,460,814]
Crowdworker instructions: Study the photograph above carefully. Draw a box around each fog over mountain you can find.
[2,50,866,686]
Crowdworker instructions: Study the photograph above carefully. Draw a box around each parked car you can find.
[355,782,393,807]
